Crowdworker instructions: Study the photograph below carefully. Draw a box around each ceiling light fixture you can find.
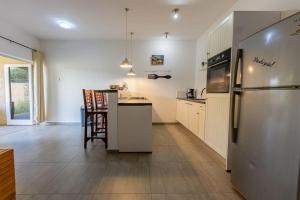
[56,19,75,29]
[120,8,132,68]
[172,8,179,19]
[165,32,169,39]
[127,32,136,76]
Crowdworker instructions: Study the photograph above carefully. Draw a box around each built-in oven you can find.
[207,48,231,93]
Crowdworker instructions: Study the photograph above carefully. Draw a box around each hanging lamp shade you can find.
[127,67,136,76]
[120,8,132,68]
[120,57,132,68]
[127,32,136,75]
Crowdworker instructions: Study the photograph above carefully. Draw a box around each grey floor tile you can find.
[0,124,243,199]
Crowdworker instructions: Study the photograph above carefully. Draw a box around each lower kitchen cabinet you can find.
[189,103,199,135]
[197,106,206,140]
[176,99,206,141]
[205,94,230,159]
[177,96,229,159]
[176,100,189,128]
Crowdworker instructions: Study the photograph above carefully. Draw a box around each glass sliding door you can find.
[4,64,33,125]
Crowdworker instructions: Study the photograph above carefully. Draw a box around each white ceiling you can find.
[0,0,237,40]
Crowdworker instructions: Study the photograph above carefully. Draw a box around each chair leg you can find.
[95,114,98,133]
[102,115,105,129]
[104,113,108,149]
[84,113,88,149]
[91,114,94,142]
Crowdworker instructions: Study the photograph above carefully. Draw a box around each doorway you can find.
[0,56,33,125]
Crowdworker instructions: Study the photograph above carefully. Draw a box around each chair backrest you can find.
[94,90,108,109]
[83,89,94,111]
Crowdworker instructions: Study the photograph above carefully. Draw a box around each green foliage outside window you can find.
[9,67,28,83]
[14,100,30,114]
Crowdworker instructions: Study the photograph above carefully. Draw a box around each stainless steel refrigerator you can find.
[231,12,300,200]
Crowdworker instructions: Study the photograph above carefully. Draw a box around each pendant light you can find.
[127,68,136,76]
[127,32,136,76]
[172,8,179,19]
[120,8,132,68]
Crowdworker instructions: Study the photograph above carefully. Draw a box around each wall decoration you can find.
[148,74,172,79]
[151,55,164,65]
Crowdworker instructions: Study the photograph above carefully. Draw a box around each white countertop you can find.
[118,97,152,106]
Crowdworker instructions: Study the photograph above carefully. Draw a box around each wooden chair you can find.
[82,89,108,149]
[94,91,108,109]
[93,90,108,147]
[94,90,108,132]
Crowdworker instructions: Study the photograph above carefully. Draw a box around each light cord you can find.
[125,8,129,57]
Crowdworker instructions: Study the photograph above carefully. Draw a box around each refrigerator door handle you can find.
[233,49,243,88]
[231,49,243,143]
[231,90,242,143]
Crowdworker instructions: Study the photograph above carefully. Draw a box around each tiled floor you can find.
[0,124,243,200]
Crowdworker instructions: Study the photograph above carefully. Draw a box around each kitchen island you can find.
[99,90,152,152]
[117,97,152,152]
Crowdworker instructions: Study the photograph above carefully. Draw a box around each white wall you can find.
[194,0,300,92]
[194,31,209,98]
[0,18,40,61]
[42,39,196,123]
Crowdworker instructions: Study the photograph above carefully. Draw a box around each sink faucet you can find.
[200,88,206,99]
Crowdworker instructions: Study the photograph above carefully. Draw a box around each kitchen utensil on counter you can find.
[186,88,196,99]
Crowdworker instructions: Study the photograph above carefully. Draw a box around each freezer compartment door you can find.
[231,89,300,200]
[239,12,300,88]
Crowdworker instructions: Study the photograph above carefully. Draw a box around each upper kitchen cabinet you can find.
[207,11,281,59]
[207,14,233,58]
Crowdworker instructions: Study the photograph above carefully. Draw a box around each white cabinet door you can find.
[176,100,187,125]
[208,14,233,58]
[205,94,230,159]
[177,100,206,140]
[198,105,206,141]
[182,101,190,128]
[176,99,182,123]
[189,103,199,135]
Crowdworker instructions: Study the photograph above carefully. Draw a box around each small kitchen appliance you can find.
[186,89,196,99]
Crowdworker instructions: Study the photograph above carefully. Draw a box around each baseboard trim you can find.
[43,122,178,126]
[44,122,81,126]
[106,149,119,153]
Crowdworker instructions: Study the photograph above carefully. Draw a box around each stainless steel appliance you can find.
[207,48,231,93]
[231,12,300,200]
[186,88,196,99]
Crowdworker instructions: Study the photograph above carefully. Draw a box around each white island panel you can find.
[118,102,152,152]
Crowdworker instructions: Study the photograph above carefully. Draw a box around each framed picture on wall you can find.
[151,55,164,65]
